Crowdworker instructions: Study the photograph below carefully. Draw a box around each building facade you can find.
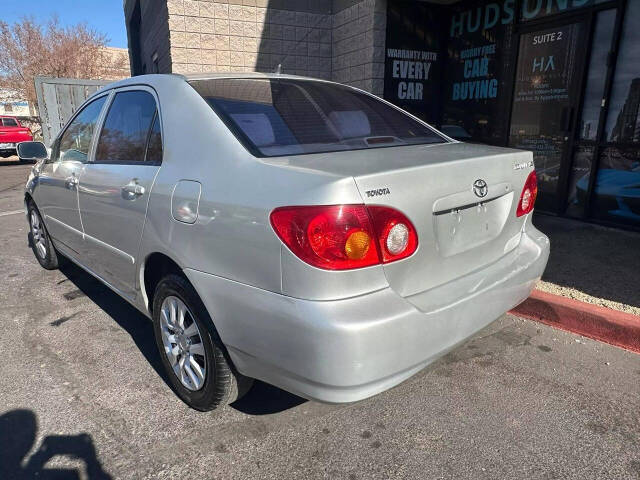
[124,0,640,230]
[124,0,387,94]
[0,88,34,116]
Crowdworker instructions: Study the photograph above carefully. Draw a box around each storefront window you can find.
[441,0,516,144]
[509,21,587,211]
[578,9,616,140]
[383,2,444,124]
[604,1,640,142]
[385,0,638,227]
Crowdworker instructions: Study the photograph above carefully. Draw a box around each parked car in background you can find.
[22,73,549,411]
[574,163,640,222]
[0,116,33,157]
[439,124,473,141]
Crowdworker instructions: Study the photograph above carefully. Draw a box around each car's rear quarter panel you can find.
[140,77,387,306]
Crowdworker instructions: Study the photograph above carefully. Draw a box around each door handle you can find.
[122,180,145,197]
[65,174,79,189]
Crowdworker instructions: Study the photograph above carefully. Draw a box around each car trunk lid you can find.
[265,142,534,298]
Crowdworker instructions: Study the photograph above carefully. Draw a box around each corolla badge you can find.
[473,179,488,198]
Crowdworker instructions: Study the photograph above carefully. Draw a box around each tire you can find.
[152,274,253,411]
[27,202,62,270]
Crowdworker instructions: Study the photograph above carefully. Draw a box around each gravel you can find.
[533,214,640,317]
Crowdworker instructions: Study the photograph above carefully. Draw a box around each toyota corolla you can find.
[22,73,549,411]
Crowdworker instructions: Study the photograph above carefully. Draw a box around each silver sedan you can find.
[22,73,549,411]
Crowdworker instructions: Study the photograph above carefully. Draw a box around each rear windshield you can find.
[189,78,446,157]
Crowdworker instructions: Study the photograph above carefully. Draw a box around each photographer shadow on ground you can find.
[0,409,111,479]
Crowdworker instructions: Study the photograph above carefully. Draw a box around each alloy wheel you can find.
[159,296,207,391]
[30,210,47,259]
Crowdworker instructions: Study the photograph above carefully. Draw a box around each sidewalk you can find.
[511,214,640,352]
[533,214,640,316]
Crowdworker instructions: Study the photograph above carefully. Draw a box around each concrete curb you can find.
[509,289,640,354]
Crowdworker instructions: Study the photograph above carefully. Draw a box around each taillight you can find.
[367,206,418,263]
[516,170,538,217]
[270,204,418,270]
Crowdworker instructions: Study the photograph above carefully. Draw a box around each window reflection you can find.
[58,97,106,163]
[95,91,156,164]
[566,145,594,218]
[605,2,640,142]
[145,114,163,164]
[192,78,445,157]
[592,146,640,225]
[442,1,514,144]
[579,9,615,140]
[509,22,585,211]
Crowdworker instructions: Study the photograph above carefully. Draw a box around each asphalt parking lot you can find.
[1,158,639,479]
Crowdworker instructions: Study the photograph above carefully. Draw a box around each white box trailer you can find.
[34,76,110,147]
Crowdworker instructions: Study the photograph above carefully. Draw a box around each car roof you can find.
[183,72,319,81]
[92,72,341,96]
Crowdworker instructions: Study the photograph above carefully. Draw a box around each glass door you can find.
[509,19,590,213]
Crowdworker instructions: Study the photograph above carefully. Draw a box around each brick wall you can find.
[255,5,333,79]
[331,0,386,95]
[125,0,172,75]
[125,0,387,94]
[166,0,334,77]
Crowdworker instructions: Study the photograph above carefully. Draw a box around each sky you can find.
[3,0,128,48]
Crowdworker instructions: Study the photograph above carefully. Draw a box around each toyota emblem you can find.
[473,179,488,198]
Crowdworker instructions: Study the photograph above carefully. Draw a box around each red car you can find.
[0,116,33,157]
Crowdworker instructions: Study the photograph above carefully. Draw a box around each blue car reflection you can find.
[575,162,640,221]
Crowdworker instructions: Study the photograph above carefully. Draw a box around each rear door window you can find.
[144,113,163,164]
[189,78,446,157]
[2,118,18,127]
[95,90,158,164]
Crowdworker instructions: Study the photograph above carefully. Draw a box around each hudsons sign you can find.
[450,0,595,37]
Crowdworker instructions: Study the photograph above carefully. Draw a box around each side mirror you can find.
[17,141,48,163]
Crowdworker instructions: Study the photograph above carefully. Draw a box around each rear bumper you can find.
[185,220,549,403]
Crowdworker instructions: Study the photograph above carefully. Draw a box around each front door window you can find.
[57,96,107,163]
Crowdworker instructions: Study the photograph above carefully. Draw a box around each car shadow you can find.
[58,262,170,386]
[0,408,112,479]
[230,380,307,415]
[56,261,307,415]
